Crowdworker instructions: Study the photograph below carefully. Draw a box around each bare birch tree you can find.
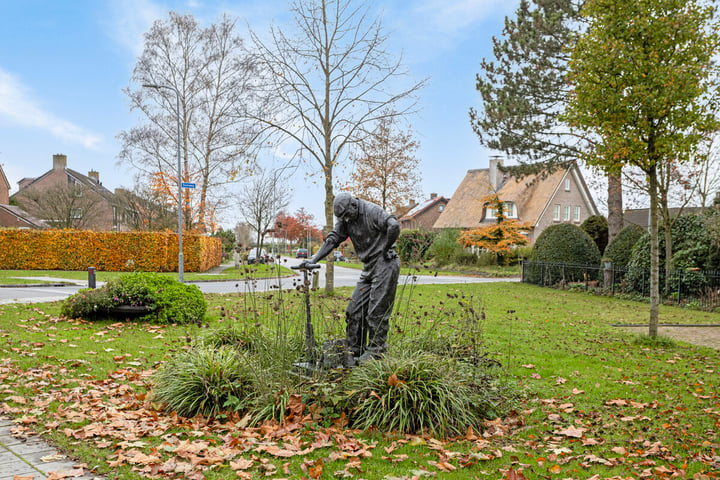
[236,167,291,256]
[250,0,425,292]
[119,13,262,233]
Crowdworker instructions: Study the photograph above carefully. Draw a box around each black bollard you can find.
[88,266,96,289]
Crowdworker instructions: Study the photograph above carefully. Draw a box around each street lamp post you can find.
[142,83,184,282]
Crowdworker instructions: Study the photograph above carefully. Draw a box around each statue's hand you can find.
[384,249,397,261]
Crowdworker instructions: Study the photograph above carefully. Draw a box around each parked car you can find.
[296,248,309,258]
[334,250,345,262]
[248,248,268,264]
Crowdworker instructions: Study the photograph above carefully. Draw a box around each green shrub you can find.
[527,223,601,284]
[397,229,437,264]
[107,272,174,307]
[581,215,609,254]
[625,213,716,295]
[455,249,478,266]
[341,352,493,437]
[152,345,255,417]
[60,287,117,319]
[427,229,465,266]
[604,224,644,268]
[154,282,206,324]
[61,272,206,324]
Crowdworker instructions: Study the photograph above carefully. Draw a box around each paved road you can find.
[0,258,518,304]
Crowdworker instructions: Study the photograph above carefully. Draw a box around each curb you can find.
[0,283,75,289]
[0,417,103,480]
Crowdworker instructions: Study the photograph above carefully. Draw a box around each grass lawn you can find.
[326,259,520,278]
[0,282,718,479]
[0,263,293,285]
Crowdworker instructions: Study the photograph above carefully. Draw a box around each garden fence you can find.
[521,260,720,310]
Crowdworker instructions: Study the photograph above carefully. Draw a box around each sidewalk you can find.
[0,417,102,480]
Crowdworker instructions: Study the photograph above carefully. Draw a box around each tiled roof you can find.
[0,204,49,228]
[401,196,448,219]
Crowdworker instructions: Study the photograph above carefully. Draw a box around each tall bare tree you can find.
[347,113,421,213]
[250,0,425,292]
[236,167,291,255]
[114,181,176,231]
[119,12,262,233]
[15,183,104,230]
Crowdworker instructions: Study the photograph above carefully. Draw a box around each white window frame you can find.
[574,206,581,222]
[553,204,560,221]
[565,179,571,191]
[504,202,516,218]
[563,205,571,221]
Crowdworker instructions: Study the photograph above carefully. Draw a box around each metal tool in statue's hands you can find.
[291,262,321,372]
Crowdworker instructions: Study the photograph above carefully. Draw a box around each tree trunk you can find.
[663,214,672,294]
[648,167,660,338]
[607,171,623,245]
[324,171,335,294]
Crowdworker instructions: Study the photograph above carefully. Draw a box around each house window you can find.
[563,205,570,221]
[565,179,571,191]
[438,204,445,212]
[553,204,560,221]
[486,207,496,221]
[504,202,517,218]
[71,208,82,219]
[574,206,581,222]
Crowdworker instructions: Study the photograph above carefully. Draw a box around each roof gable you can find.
[0,164,9,191]
[434,166,570,229]
[401,196,448,220]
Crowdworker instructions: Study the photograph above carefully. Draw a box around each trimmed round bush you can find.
[581,215,609,255]
[153,282,206,324]
[604,224,644,269]
[342,352,488,437]
[152,345,254,417]
[527,223,601,284]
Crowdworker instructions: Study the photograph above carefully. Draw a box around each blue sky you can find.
[0,0,520,227]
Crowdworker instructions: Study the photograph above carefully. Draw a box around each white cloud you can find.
[0,69,102,149]
[105,0,167,56]
[413,0,510,33]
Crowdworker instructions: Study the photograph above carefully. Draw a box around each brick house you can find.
[434,157,599,242]
[398,194,449,230]
[0,163,48,229]
[11,154,129,231]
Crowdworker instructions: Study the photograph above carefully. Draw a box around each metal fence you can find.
[521,260,720,309]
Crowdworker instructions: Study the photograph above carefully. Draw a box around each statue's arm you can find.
[383,216,400,260]
[310,225,344,263]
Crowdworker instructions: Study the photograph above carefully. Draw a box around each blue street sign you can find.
[181,182,196,189]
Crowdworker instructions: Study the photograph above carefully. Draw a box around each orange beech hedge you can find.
[0,229,222,272]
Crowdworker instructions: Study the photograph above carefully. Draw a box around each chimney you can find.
[88,170,99,183]
[430,193,437,199]
[488,156,503,190]
[18,178,34,190]
[53,154,67,170]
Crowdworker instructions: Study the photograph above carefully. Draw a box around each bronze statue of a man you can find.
[302,193,400,364]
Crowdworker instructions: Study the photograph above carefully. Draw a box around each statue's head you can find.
[334,193,358,222]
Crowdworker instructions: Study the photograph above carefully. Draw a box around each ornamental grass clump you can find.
[341,352,485,438]
[151,344,255,418]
